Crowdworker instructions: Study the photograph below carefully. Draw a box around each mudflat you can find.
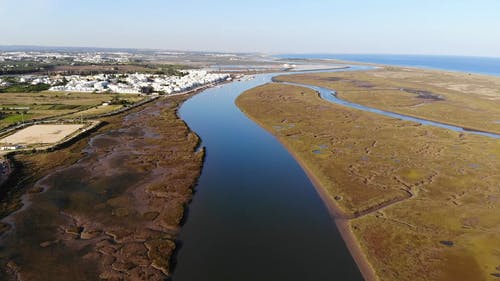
[236,82,500,281]
[0,95,204,280]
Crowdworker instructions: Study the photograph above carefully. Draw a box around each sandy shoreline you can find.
[287,144,378,281]
[236,107,378,281]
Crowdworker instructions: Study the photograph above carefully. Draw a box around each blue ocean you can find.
[276,54,500,76]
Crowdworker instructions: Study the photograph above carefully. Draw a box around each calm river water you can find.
[173,64,500,281]
[173,69,365,281]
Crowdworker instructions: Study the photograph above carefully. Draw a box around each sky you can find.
[1,0,500,57]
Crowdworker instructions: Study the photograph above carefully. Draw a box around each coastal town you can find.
[0,70,233,160]
[0,64,232,159]
[0,70,231,95]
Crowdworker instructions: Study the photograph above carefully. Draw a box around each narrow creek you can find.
[281,82,500,139]
[173,65,499,281]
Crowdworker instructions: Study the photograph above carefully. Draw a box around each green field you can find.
[0,91,144,129]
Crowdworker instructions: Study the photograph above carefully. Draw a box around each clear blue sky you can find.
[1,0,500,56]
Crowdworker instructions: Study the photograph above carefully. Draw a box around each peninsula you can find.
[236,66,500,281]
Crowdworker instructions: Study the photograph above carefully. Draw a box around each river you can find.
[173,64,500,281]
[172,68,365,281]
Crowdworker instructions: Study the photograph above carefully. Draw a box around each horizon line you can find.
[2,44,500,59]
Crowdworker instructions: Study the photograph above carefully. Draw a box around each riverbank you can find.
[172,69,365,281]
[235,84,377,281]
[236,101,377,281]
[0,77,230,198]
[236,82,500,281]
[0,86,209,279]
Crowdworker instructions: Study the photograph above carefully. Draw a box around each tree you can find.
[140,86,154,94]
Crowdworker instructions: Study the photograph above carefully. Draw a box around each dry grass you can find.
[274,67,500,134]
[236,83,500,281]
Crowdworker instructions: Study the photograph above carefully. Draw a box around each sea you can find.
[276,54,500,77]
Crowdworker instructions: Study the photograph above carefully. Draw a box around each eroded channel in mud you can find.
[0,96,203,280]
